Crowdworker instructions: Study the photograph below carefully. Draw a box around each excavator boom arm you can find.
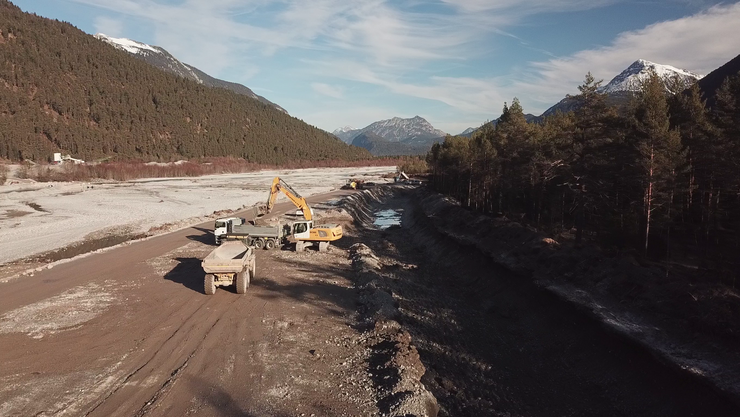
[264,177,313,221]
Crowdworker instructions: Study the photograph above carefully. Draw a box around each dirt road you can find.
[0,191,377,417]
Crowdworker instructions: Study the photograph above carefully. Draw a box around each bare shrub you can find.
[22,157,401,183]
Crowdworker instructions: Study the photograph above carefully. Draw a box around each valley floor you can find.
[0,166,394,274]
[1,182,738,416]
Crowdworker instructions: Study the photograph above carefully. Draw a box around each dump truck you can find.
[213,217,242,245]
[222,221,286,249]
[201,240,256,295]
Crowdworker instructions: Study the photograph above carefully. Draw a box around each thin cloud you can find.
[311,83,344,99]
[520,1,740,113]
[64,0,740,129]
[93,16,124,37]
[440,0,618,14]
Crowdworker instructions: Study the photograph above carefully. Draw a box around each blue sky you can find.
[12,0,740,135]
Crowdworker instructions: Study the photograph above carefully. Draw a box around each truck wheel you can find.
[236,270,249,294]
[265,239,276,250]
[254,238,265,250]
[318,241,329,252]
[249,258,256,281]
[295,241,305,252]
[204,274,216,295]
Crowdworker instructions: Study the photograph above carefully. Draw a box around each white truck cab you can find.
[214,217,244,244]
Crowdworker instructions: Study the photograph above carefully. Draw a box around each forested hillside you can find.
[0,0,369,163]
[428,70,740,278]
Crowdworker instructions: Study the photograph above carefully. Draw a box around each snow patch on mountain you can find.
[600,59,703,94]
[368,116,447,142]
[332,126,355,135]
[95,33,157,54]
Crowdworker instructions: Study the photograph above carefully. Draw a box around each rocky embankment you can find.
[348,242,439,417]
[405,188,740,406]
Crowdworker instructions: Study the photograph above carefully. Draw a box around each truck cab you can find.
[214,217,244,245]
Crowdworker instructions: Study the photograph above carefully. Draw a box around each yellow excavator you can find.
[259,177,343,252]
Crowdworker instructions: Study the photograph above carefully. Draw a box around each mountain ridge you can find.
[333,115,446,143]
[599,59,703,94]
[333,115,446,155]
[695,53,740,107]
[95,33,287,113]
[0,3,368,162]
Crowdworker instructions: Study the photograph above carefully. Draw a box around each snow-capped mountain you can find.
[542,59,703,118]
[599,59,703,94]
[331,126,356,142]
[333,126,355,134]
[460,127,477,136]
[94,33,287,113]
[334,116,446,144]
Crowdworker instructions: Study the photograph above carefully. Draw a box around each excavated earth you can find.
[340,186,740,417]
[1,185,739,416]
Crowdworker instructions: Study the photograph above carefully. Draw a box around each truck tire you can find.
[236,270,249,294]
[318,241,329,252]
[265,238,276,250]
[254,238,265,250]
[204,274,216,295]
[295,241,305,252]
[249,258,256,281]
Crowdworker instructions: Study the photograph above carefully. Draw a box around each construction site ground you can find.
[1,185,739,416]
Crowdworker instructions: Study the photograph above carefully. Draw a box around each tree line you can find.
[427,71,740,282]
[0,0,370,163]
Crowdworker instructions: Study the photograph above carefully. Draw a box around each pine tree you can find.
[567,73,614,243]
[631,70,685,254]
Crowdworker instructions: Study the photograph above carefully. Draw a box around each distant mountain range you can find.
[95,34,287,113]
[333,116,447,155]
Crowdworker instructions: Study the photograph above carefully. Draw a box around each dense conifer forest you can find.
[427,70,740,280]
[0,0,370,163]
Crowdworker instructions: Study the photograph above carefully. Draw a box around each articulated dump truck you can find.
[201,240,256,295]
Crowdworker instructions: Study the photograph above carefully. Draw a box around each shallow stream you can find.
[373,209,402,229]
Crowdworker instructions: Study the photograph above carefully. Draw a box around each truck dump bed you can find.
[230,223,281,238]
[202,241,251,274]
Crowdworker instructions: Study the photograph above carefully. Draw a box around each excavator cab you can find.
[293,221,310,237]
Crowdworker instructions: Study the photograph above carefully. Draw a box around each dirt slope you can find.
[340,186,740,416]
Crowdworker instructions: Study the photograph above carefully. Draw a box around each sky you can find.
[12,0,740,135]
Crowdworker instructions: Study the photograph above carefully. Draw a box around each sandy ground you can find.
[0,196,384,417]
[0,166,395,265]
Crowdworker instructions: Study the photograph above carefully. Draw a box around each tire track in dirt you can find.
[84,293,240,416]
[85,288,246,416]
